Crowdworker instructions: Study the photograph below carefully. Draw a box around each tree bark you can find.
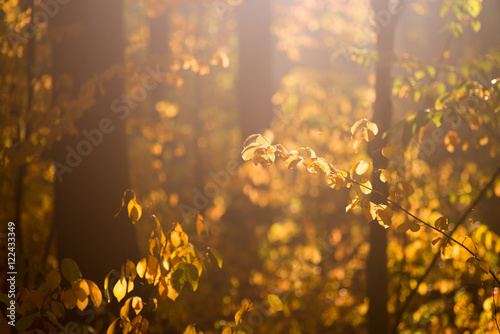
[367,0,400,332]
[51,0,138,282]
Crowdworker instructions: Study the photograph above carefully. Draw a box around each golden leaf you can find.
[381,144,395,158]
[127,197,142,224]
[136,258,147,279]
[267,294,283,311]
[434,217,449,231]
[86,280,102,308]
[351,118,365,135]
[196,214,205,236]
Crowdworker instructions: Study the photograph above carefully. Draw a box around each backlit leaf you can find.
[267,294,284,311]
[478,258,490,273]
[208,247,223,268]
[397,221,420,233]
[353,138,363,153]
[113,277,127,302]
[86,280,102,308]
[363,128,375,142]
[196,214,204,236]
[366,121,378,135]
[127,197,142,224]
[285,155,301,169]
[435,217,449,231]
[183,324,197,334]
[131,296,143,315]
[355,160,370,175]
[235,306,246,324]
[222,328,233,334]
[351,118,365,135]
[107,319,120,334]
[381,144,395,158]
[137,258,147,278]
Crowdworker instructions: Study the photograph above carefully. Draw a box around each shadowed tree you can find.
[51,0,138,282]
[367,0,402,332]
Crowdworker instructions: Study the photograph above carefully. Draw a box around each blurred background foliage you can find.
[1,0,500,333]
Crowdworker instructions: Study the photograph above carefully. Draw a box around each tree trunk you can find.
[51,0,138,282]
[367,0,400,332]
[237,0,273,137]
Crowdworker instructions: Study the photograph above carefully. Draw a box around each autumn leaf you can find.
[435,217,449,231]
[86,279,102,307]
[353,138,363,153]
[396,221,420,233]
[183,324,197,334]
[267,294,284,311]
[61,258,82,284]
[208,247,223,268]
[196,214,205,236]
[46,269,61,291]
[381,144,395,158]
[127,196,142,223]
[351,118,365,135]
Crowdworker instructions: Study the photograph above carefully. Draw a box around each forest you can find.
[1,0,500,333]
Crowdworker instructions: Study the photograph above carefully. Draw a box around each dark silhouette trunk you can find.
[221,0,274,300]
[51,0,138,282]
[367,0,401,332]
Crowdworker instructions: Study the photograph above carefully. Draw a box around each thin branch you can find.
[381,165,500,333]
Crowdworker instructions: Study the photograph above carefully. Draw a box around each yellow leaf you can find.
[61,289,77,310]
[113,277,127,302]
[353,138,363,153]
[196,214,204,236]
[285,155,301,169]
[375,205,392,228]
[366,121,378,135]
[466,256,476,267]
[127,197,142,223]
[351,118,365,135]
[255,135,272,146]
[355,160,370,175]
[136,258,147,278]
[397,221,420,233]
[222,328,233,334]
[327,173,345,190]
[145,255,161,285]
[107,319,120,334]
[120,298,132,321]
[131,296,143,315]
[76,295,88,312]
[167,281,179,301]
[478,258,490,273]
[363,128,375,142]
[434,217,449,231]
[183,325,197,334]
[379,169,392,183]
[360,179,372,195]
[86,280,102,308]
[125,260,137,280]
[267,294,283,311]
[381,144,395,158]
[234,306,246,325]
[241,143,261,161]
[171,231,181,247]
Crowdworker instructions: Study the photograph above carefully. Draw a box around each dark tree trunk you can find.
[236,0,273,137]
[367,0,401,332]
[51,0,138,282]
